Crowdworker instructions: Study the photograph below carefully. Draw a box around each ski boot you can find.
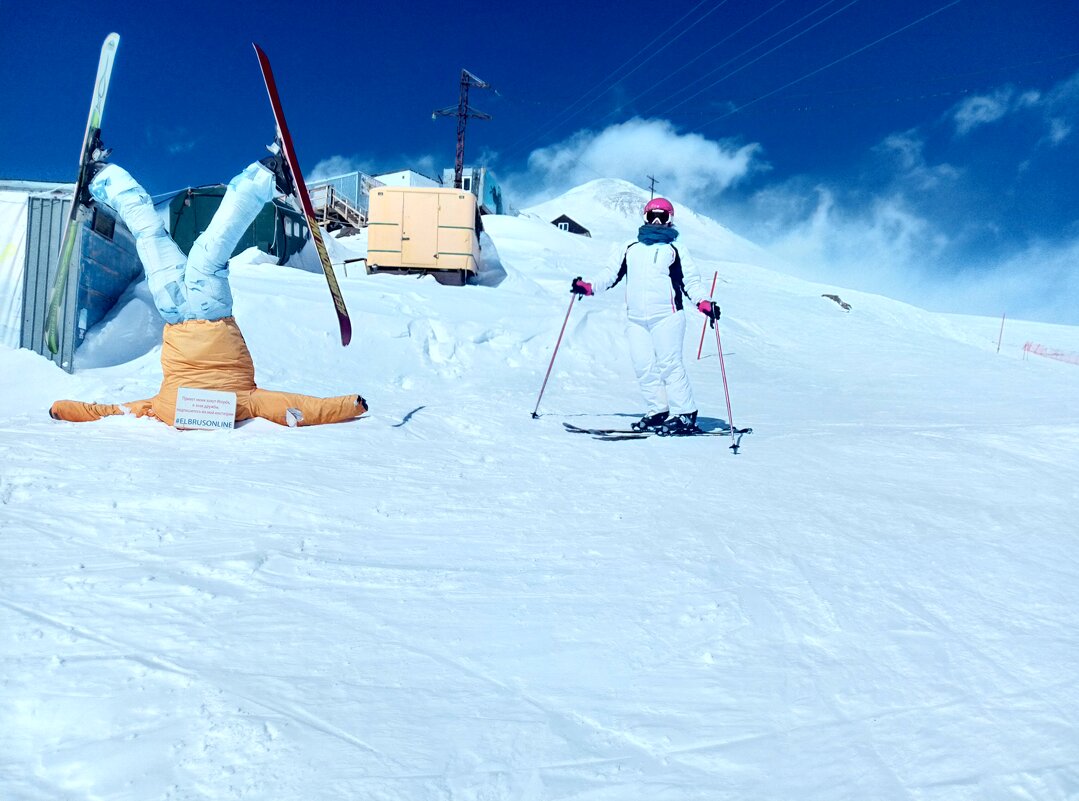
[78,132,112,205]
[657,411,701,436]
[259,139,295,196]
[631,410,669,432]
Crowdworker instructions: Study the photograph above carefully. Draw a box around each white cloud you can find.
[899,234,1079,325]
[145,124,198,157]
[715,177,1079,325]
[1017,90,1042,108]
[1039,70,1079,146]
[167,140,196,156]
[721,132,959,296]
[1047,118,1072,145]
[876,131,959,190]
[511,118,762,208]
[1045,69,1079,108]
[743,186,949,296]
[950,69,1079,143]
[953,89,1013,135]
[309,153,444,183]
[308,155,376,181]
[878,131,924,171]
[407,154,443,181]
[979,237,1079,323]
[493,91,1079,324]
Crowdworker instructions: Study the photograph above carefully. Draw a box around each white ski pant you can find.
[626,311,696,416]
[89,163,275,323]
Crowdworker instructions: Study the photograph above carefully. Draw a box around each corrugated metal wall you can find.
[20,196,75,370]
[20,199,140,373]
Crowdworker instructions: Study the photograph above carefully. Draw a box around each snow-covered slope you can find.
[524,178,771,265]
[2,181,1079,801]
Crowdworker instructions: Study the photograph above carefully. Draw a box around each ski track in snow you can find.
[3,186,1079,800]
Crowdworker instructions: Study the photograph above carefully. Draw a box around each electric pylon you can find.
[432,69,494,190]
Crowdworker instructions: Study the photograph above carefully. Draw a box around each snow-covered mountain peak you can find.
[524,178,774,268]
[569,178,652,218]
[522,178,650,242]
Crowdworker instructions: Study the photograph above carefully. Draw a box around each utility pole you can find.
[646,174,659,198]
[432,69,494,190]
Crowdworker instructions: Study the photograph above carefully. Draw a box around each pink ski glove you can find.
[571,277,594,296]
[698,300,720,319]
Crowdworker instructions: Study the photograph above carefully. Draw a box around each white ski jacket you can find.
[589,236,707,320]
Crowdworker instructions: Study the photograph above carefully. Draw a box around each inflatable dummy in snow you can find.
[49,158,366,428]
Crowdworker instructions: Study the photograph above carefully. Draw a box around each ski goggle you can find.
[645,209,671,225]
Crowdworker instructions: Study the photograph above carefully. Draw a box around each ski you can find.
[44,33,120,354]
[563,422,752,438]
[253,43,352,347]
[590,429,752,441]
[583,425,754,452]
[564,422,653,436]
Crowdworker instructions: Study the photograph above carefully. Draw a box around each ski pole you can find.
[531,294,577,418]
[697,270,719,359]
[714,321,741,453]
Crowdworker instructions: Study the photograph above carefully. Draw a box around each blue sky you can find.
[3,0,1078,323]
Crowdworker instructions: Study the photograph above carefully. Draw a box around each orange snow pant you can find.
[50,317,366,428]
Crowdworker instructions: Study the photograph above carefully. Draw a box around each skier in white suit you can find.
[572,197,720,435]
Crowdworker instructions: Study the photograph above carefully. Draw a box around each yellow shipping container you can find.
[366,186,479,286]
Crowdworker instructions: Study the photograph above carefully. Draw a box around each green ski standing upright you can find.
[45,33,120,354]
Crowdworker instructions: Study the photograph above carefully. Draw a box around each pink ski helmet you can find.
[643,197,675,224]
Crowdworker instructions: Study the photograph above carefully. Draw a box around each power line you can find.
[497,0,977,198]
[551,0,733,126]
[649,0,845,113]
[596,0,792,126]
[719,49,1079,114]
[500,0,727,160]
[692,0,967,132]
[536,48,1079,127]
[651,0,863,119]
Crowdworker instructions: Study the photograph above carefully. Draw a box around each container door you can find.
[367,189,404,267]
[401,192,439,268]
[435,193,479,273]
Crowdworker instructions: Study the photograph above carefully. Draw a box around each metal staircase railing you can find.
[309,185,365,228]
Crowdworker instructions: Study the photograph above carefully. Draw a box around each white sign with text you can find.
[174,387,237,431]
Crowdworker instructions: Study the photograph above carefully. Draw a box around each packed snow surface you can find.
[3,180,1079,800]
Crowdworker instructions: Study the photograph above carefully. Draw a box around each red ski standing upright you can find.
[252,43,352,347]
